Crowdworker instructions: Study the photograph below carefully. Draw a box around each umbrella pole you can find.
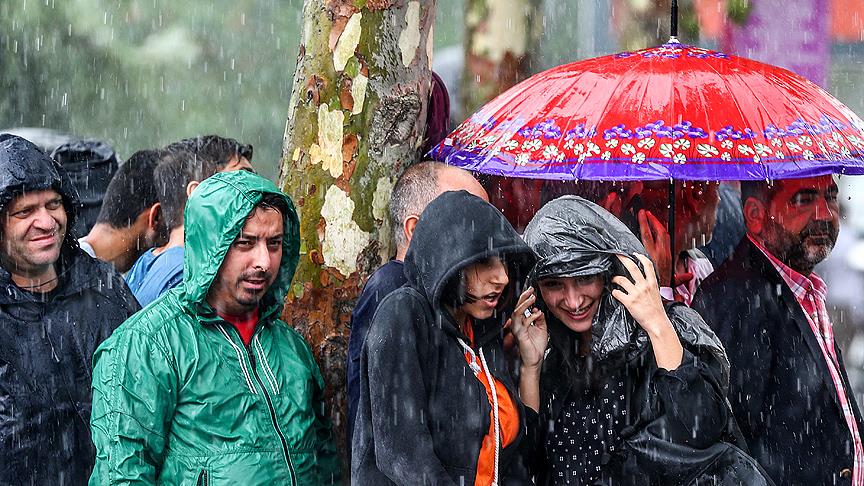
[668,180,676,289]
[670,0,679,40]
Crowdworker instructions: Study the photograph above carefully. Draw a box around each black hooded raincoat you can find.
[352,190,536,485]
[521,196,772,486]
[0,135,139,484]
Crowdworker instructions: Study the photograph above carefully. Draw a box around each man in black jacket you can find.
[0,135,140,484]
[692,175,864,485]
[345,161,488,447]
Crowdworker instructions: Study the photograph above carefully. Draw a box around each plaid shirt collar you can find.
[747,235,827,304]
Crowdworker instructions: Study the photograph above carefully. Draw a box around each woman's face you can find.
[537,275,604,333]
[461,256,509,320]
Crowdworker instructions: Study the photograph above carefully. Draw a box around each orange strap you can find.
[463,324,520,486]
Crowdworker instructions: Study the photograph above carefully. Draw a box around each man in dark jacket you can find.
[0,135,140,484]
[693,175,864,485]
[345,161,488,445]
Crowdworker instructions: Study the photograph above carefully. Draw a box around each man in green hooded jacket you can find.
[89,170,339,485]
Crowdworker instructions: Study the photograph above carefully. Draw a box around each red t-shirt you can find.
[218,308,259,346]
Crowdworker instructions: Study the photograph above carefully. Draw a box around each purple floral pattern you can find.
[432,111,864,179]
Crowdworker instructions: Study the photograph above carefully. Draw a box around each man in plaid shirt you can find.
[693,175,864,486]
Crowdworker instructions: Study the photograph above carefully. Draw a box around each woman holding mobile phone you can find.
[352,190,535,485]
[511,196,773,485]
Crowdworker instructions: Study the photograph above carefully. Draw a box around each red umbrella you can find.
[429,43,864,182]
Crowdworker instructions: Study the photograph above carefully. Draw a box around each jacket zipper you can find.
[248,343,297,486]
[219,322,298,485]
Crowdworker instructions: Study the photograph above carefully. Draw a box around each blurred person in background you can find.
[125,135,253,307]
[698,182,747,268]
[0,135,139,484]
[50,138,119,236]
[79,149,166,273]
[820,202,864,408]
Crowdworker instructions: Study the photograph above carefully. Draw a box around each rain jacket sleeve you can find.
[89,324,179,484]
[632,346,728,448]
[361,290,457,485]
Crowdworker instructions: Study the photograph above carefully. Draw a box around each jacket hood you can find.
[523,196,727,381]
[0,134,80,239]
[404,190,536,318]
[180,170,300,320]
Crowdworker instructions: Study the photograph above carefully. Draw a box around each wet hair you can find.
[164,134,253,174]
[251,193,290,220]
[96,149,161,229]
[155,135,253,231]
[154,150,196,231]
[389,161,446,250]
[439,255,523,313]
[740,180,781,206]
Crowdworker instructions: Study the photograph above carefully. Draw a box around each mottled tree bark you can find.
[280,0,436,469]
[460,0,542,121]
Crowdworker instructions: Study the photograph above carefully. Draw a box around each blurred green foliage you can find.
[0,0,461,179]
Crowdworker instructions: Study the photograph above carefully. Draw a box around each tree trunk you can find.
[460,0,542,121]
[279,0,436,470]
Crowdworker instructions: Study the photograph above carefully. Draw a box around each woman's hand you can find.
[611,254,683,370]
[509,286,548,371]
[610,254,669,332]
[510,286,547,412]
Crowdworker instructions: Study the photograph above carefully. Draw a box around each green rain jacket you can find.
[89,171,339,485]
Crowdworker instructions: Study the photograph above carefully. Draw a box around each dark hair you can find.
[252,193,290,220]
[164,134,253,173]
[389,161,444,250]
[537,273,612,390]
[154,150,196,231]
[439,254,524,313]
[96,149,161,228]
[740,180,780,206]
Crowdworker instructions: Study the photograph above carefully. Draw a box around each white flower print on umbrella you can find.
[697,144,719,157]
[638,138,656,149]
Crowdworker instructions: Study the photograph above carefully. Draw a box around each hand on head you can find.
[610,254,671,335]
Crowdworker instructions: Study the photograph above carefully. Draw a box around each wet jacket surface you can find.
[693,238,864,486]
[89,171,339,485]
[0,135,140,485]
[522,196,770,486]
[346,259,406,448]
[352,190,536,485]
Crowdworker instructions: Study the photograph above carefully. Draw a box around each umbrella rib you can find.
[763,69,840,177]
[700,57,771,180]
[728,66,797,180]
[582,54,656,180]
[557,71,606,180]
